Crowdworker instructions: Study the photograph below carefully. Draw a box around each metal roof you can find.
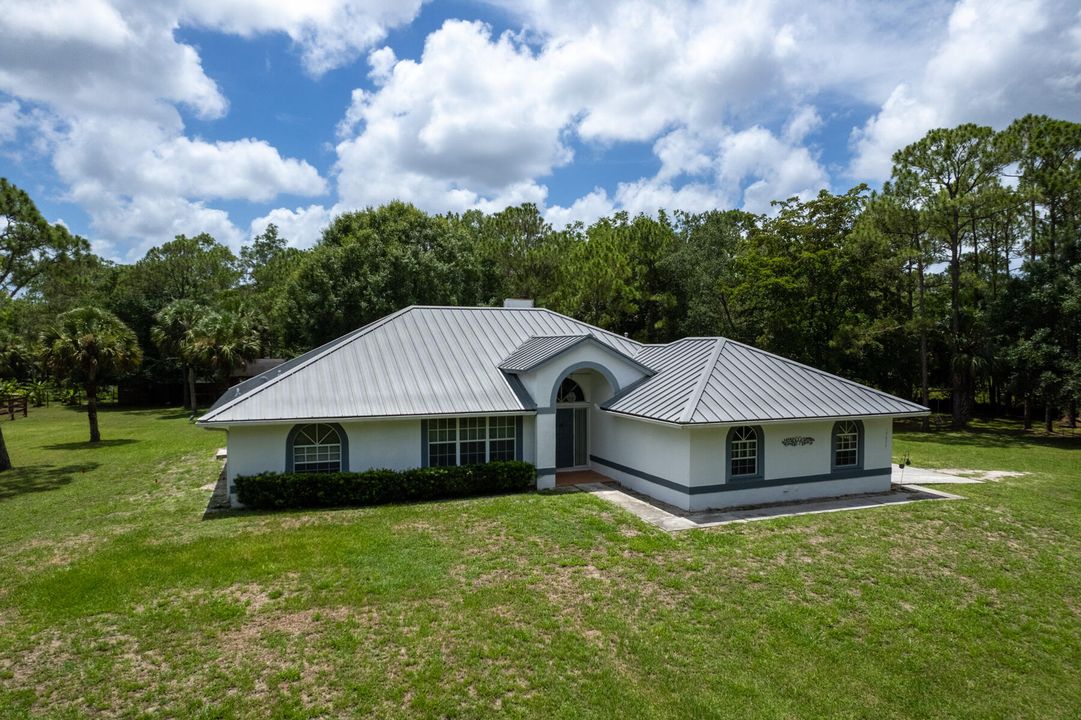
[199,306,642,424]
[200,305,927,426]
[499,335,591,371]
[499,334,654,375]
[606,338,927,424]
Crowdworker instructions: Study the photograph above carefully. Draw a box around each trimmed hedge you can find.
[234,461,536,510]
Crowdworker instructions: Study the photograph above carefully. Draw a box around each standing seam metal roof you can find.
[199,306,644,424]
[200,305,927,425]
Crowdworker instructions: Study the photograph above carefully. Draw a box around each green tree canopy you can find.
[40,307,142,442]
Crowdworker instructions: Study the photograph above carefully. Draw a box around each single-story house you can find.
[199,302,928,510]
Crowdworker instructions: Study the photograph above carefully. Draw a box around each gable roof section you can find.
[499,334,654,375]
[606,338,927,424]
[199,306,643,424]
[499,335,590,372]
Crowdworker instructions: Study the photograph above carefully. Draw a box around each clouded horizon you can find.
[1,0,1079,262]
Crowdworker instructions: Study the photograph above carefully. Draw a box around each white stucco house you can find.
[199,302,928,510]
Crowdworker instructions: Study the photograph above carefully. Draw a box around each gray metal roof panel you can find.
[499,335,591,372]
[609,338,928,424]
[199,306,644,424]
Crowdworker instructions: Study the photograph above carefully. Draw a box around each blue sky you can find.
[1,0,1079,261]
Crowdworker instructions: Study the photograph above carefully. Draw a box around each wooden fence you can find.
[2,396,28,420]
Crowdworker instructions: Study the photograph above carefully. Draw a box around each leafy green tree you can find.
[276,202,484,349]
[863,184,944,424]
[550,212,679,342]
[456,204,571,305]
[665,210,757,338]
[891,125,1008,427]
[40,307,142,442]
[1,178,89,300]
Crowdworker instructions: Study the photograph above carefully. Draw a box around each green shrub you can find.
[234,461,536,510]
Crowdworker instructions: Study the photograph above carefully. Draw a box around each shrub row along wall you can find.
[235,461,536,509]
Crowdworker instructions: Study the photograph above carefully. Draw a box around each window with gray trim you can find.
[729,426,759,477]
[291,423,342,473]
[832,420,862,468]
[726,425,764,480]
[427,417,517,466]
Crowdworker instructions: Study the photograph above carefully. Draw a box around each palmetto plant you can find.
[40,307,142,443]
[183,309,262,385]
[152,299,207,412]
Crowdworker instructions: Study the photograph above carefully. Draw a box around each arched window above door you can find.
[556,377,586,404]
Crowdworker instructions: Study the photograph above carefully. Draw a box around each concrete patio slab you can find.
[891,466,984,484]
[577,481,961,532]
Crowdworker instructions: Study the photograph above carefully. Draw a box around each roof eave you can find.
[602,408,931,427]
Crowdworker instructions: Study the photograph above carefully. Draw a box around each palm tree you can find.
[40,307,142,443]
[183,309,262,385]
[151,299,206,412]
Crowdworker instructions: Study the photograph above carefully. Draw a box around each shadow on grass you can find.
[41,438,140,451]
[895,419,1081,450]
[0,462,101,501]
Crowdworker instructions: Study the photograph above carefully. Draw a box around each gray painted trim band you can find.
[515,416,524,461]
[537,407,556,415]
[536,467,557,476]
[589,454,890,495]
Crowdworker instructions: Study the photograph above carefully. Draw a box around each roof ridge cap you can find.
[199,306,415,423]
[678,338,726,424]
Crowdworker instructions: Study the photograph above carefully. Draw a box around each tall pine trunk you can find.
[1068,399,1077,429]
[181,365,190,409]
[86,384,101,443]
[0,425,11,471]
[188,366,198,412]
[916,235,930,432]
[1023,396,1032,429]
[1045,405,1054,433]
[949,219,966,429]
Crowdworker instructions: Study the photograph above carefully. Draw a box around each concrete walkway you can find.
[576,482,961,532]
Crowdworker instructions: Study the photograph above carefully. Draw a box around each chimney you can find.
[503,298,535,308]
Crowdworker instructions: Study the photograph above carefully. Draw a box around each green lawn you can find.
[1,407,1079,719]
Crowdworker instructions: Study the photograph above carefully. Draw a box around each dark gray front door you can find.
[556,408,574,468]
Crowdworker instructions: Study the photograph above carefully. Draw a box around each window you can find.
[728,425,761,479]
[832,420,862,469]
[428,418,458,467]
[488,416,516,461]
[426,417,518,466]
[291,423,343,473]
[556,378,586,403]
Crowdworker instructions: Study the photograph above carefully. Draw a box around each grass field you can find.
[0,406,1079,719]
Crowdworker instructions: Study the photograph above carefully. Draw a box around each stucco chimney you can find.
[503,298,535,308]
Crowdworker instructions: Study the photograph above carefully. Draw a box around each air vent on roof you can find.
[503,298,534,308]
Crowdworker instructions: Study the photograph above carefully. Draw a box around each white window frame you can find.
[292,423,343,473]
[833,420,860,468]
[729,425,759,478]
[427,417,517,467]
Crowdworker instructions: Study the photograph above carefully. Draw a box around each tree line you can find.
[1,114,1078,462]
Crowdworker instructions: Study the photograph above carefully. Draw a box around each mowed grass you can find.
[0,407,1079,719]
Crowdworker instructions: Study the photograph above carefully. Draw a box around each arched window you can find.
[556,377,586,404]
[832,420,863,470]
[727,425,763,480]
[289,423,344,473]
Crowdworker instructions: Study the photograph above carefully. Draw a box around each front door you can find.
[556,408,574,468]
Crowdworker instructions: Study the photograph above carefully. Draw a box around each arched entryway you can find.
[555,377,589,469]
